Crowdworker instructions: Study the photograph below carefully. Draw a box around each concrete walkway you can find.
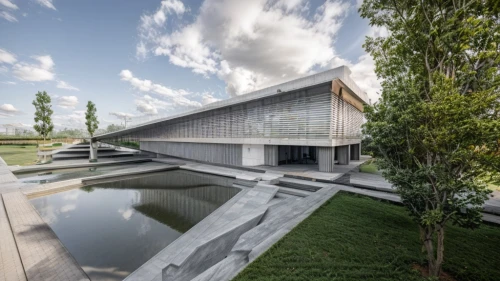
[2,192,89,281]
[0,197,26,281]
[1,155,91,280]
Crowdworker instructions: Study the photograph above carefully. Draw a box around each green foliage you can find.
[32,91,54,141]
[361,135,376,155]
[85,101,99,137]
[234,193,500,281]
[52,142,62,147]
[0,136,45,140]
[359,160,379,174]
[52,128,86,138]
[106,124,125,133]
[360,0,500,276]
[119,141,139,149]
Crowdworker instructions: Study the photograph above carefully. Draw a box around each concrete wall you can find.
[242,144,265,166]
[141,141,243,166]
[318,147,335,172]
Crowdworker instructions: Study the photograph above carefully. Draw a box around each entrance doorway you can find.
[277,146,317,165]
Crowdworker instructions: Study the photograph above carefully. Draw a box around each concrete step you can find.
[277,177,323,192]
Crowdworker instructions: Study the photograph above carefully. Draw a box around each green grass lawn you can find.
[359,159,379,174]
[233,192,500,281]
[0,145,39,166]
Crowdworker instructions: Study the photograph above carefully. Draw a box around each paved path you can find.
[0,158,18,184]
[0,156,90,281]
[0,197,26,281]
[349,170,394,192]
[2,192,89,281]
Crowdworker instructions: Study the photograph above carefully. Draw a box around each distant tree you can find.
[360,0,499,277]
[53,128,85,138]
[85,101,99,137]
[106,124,125,133]
[32,91,54,144]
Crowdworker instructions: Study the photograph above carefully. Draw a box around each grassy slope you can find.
[359,160,379,174]
[0,145,39,166]
[233,193,500,281]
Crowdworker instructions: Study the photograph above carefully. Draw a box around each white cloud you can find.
[120,69,202,108]
[118,208,134,220]
[0,11,17,22]
[0,103,17,112]
[137,0,186,59]
[201,93,220,105]
[0,104,18,117]
[56,95,79,109]
[137,0,351,97]
[35,0,56,10]
[60,204,76,213]
[109,112,135,119]
[328,25,390,103]
[12,55,55,81]
[0,48,16,65]
[57,80,80,91]
[0,0,18,10]
[135,95,171,115]
[1,81,16,85]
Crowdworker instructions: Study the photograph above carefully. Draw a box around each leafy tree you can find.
[106,124,125,133]
[360,0,500,277]
[32,91,54,144]
[53,128,85,138]
[85,101,99,137]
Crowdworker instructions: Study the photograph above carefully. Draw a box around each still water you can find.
[30,170,240,281]
[16,162,161,184]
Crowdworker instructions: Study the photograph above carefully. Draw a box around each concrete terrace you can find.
[1,155,499,281]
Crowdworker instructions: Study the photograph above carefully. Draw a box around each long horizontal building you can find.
[93,66,369,172]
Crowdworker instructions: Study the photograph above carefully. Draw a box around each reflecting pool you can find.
[30,170,240,281]
[16,162,161,184]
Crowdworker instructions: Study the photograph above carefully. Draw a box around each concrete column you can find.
[318,147,335,172]
[89,140,98,162]
[264,145,279,166]
[350,143,360,161]
[336,145,350,165]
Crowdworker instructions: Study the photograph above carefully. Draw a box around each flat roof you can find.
[95,65,368,140]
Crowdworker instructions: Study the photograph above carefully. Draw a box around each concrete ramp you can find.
[125,184,279,281]
[191,186,340,281]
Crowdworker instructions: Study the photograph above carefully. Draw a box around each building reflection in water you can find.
[90,170,241,231]
[30,169,241,281]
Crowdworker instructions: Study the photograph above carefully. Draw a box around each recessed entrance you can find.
[277,146,317,165]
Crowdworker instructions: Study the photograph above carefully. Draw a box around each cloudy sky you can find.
[0,0,381,130]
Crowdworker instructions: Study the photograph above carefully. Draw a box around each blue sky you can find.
[0,0,380,130]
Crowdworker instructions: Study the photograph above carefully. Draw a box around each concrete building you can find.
[94,66,369,172]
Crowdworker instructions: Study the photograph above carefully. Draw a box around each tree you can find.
[360,0,499,277]
[106,124,125,133]
[32,91,54,144]
[85,101,99,137]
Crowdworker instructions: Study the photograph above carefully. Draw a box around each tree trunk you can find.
[420,225,445,277]
[434,226,445,276]
[43,136,46,162]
